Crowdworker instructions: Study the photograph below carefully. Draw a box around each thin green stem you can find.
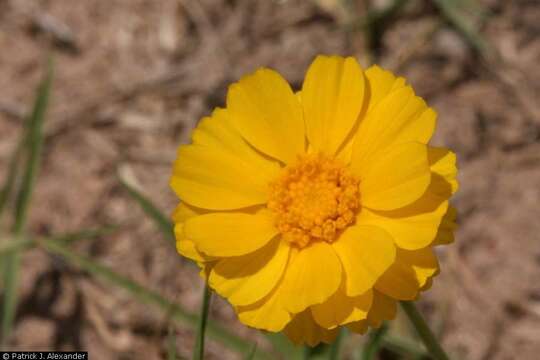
[400,301,450,360]
[193,285,211,360]
[362,322,389,360]
[381,335,428,358]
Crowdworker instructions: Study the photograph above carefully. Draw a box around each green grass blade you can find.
[341,0,408,62]
[362,323,389,360]
[168,324,178,360]
[193,285,212,360]
[1,59,54,347]
[40,239,271,359]
[433,0,491,56]
[0,237,34,256]
[119,176,175,245]
[265,333,304,360]
[11,61,54,235]
[0,226,118,257]
[51,225,120,244]
[244,343,258,360]
[0,138,25,220]
[2,253,24,342]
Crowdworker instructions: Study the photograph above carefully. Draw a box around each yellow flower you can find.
[170,55,458,346]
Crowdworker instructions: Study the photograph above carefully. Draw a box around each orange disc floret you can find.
[268,154,360,247]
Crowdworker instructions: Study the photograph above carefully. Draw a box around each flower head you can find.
[170,55,458,346]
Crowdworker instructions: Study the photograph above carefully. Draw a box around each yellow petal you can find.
[427,147,459,197]
[360,142,431,211]
[333,65,405,165]
[171,202,197,223]
[236,282,292,332]
[284,310,339,346]
[191,107,281,178]
[367,291,397,328]
[311,284,372,329]
[433,205,457,246]
[423,146,458,206]
[227,68,304,164]
[170,144,275,210]
[173,203,214,263]
[356,200,448,250]
[301,55,366,155]
[184,210,278,257]
[375,247,439,300]
[351,86,436,176]
[357,145,456,249]
[421,277,433,291]
[280,242,342,313]
[209,238,290,306]
[332,225,396,297]
[176,235,202,262]
[364,65,407,113]
[335,137,354,164]
[176,225,207,263]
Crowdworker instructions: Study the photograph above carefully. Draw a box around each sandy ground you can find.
[0,0,539,359]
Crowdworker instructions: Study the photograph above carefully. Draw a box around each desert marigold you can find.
[170,55,458,346]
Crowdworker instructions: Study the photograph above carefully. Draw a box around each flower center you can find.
[268,154,360,248]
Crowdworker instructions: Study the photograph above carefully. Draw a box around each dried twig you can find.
[0,101,26,121]
[30,12,79,52]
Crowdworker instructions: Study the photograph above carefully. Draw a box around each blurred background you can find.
[0,0,539,359]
